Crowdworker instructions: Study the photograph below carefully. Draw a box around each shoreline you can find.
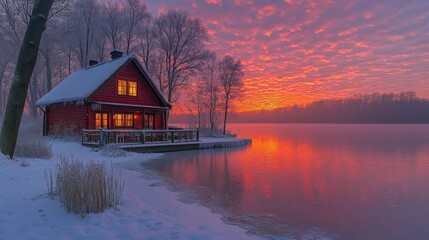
[0,139,261,240]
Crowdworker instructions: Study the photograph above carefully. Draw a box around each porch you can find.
[82,128,199,147]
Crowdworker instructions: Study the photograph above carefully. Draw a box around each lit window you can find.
[125,114,133,127]
[118,80,127,95]
[114,113,133,128]
[128,81,137,96]
[114,114,124,127]
[95,113,101,129]
[95,113,108,129]
[102,114,108,128]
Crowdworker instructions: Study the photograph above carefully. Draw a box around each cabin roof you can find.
[36,54,171,108]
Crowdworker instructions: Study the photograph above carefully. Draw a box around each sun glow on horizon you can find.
[146,0,429,112]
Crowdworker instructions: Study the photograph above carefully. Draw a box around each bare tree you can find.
[123,0,149,54]
[0,0,29,48]
[0,0,54,158]
[0,0,30,109]
[0,61,12,115]
[67,0,99,68]
[39,18,63,92]
[101,1,123,51]
[139,18,155,69]
[0,33,16,115]
[218,55,244,135]
[92,28,108,62]
[196,52,220,133]
[138,19,169,94]
[185,78,206,129]
[153,10,210,103]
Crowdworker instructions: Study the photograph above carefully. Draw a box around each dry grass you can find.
[15,134,52,159]
[56,156,124,215]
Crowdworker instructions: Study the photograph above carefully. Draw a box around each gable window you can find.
[117,80,127,95]
[128,81,137,96]
[114,113,133,128]
[117,79,137,96]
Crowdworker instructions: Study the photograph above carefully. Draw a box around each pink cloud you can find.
[206,0,221,5]
[145,0,429,112]
[257,5,277,19]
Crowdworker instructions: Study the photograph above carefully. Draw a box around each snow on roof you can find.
[36,54,135,106]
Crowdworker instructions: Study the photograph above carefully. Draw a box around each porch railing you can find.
[82,129,199,147]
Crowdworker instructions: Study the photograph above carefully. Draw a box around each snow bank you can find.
[0,140,260,240]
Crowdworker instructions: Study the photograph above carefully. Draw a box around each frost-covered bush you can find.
[56,156,124,215]
[13,118,52,159]
[15,134,52,159]
[50,121,80,140]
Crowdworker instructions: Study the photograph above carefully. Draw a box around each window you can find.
[144,113,155,129]
[95,113,108,129]
[117,80,127,95]
[114,113,133,128]
[125,114,133,127]
[128,81,137,96]
[114,114,124,127]
[117,79,137,96]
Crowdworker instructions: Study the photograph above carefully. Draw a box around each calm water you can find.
[142,124,429,239]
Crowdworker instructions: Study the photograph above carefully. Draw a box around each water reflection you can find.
[142,124,429,239]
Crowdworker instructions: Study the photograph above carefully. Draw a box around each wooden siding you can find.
[87,105,165,130]
[90,61,163,107]
[44,60,169,134]
[46,104,87,134]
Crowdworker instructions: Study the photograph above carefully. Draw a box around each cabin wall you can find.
[88,105,143,129]
[45,104,166,135]
[46,104,87,135]
[90,62,163,107]
[88,105,166,130]
[44,60,169,134]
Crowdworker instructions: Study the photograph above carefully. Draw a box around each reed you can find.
[56,156,124,216]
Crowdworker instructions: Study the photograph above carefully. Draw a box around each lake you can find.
[141,124,429,239]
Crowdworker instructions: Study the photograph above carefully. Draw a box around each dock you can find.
[118,137,252,153]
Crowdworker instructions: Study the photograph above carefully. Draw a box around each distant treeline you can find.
[229,92,429,123]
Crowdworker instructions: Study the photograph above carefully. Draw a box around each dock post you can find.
[196,128,199,141]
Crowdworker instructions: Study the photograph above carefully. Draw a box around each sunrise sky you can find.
[145,0,429,112]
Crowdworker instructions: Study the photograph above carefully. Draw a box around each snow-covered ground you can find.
[0,139,261,240]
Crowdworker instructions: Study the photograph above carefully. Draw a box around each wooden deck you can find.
[81,129,251,152]
[82,129,199,147]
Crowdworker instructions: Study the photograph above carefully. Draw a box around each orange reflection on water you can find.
[145,124,429,239]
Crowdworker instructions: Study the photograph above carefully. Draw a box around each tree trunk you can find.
[0,0,54,158]
[223,97,229,135]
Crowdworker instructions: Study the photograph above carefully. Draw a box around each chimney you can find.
[110,50,123,60]
[89,60,99,66]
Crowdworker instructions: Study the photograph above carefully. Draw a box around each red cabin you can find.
[37,51,171,136]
